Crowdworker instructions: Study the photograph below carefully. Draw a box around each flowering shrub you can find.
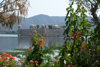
[0,52,17,67]
[59,2,100,67]
[24,30,44,67]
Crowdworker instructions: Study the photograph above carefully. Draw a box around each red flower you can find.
[6,54,11,57]
[80,50,82,53]
[20,59,24,61]
[71,38,74,40]
[69,64,74,67]
[41,40,45,43]
[67,47,69,49]
[75,31,79,34]
[0,58,2,62]
[2,52,6,55]
[25,65,27,67]
[34,43,38,45]
[30,60,34,63]
[6,61,9,63]
[74,50,77,52]
[79,35,82,37]
[76,35,79,38]
[41,44,43,48]
[81,46,85,49]
[89,49,91,51]
[36,63,38,66]
[81,42,85,49]
[28,46,32,52]
[71,34,77,37]
[9,56,15,60]
[15,61,17,63]
[0,55,2,57]
[35,60,38,63]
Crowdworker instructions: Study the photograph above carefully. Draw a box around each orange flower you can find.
[76,35,79,38]
[15,61,17,63]
[2,52,6,55]
[9,56,15,60]
[0,58,2,62]
[41,44,43,48]
[34,43,38,45]
[28,46,32,52]
[41,43,43,45]
[89,49,91,51]
[3,57,8,61]
[6,54,11,57]
[75,31,79,34]
[6,61,9,63]
[20,59,24,61]
[0,55,2,57]
[30,60,34,63]
[30,33,31,35]
[72,33,77,37]
[25,65,27,67]
[67,47,69,49]
[79,35,82,37]
[35,60,38,63]
[36,63,38,66]
[41,40,45,43]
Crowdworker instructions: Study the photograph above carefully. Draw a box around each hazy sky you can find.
[27,0,76,18]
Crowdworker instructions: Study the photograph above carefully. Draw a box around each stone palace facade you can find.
[18,24,64,37]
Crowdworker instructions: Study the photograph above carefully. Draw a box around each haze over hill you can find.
[0,14,92,31]
[0,14,66,31]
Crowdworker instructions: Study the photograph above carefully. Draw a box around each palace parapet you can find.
[18,24,64,37]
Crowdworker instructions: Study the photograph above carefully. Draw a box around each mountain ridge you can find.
[0,14,92,31]
[1,14,66,31]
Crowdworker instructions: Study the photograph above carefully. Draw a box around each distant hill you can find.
[0,14,93,31]
[0,14,66,31]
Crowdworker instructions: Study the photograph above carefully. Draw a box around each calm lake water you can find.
[0,34,64,52]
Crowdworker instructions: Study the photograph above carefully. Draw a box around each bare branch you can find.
[88,0,95,6]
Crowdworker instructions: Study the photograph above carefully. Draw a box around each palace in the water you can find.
[18,24,64,37]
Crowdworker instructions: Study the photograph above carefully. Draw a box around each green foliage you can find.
[0,31,17,34]
[36,25,40,29]
[48,25,53,29]
[59,1,100,67]
[25,30,44,67]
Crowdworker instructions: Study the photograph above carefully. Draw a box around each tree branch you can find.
[90,3,100,26]
[79,0,90,11]
[88,0,95,6]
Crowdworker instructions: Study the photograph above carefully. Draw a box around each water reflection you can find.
[0,34,65,52]
[0,35,18,52]
[43,37,64,46]
[18,37,64,47]
[18,37,32,48]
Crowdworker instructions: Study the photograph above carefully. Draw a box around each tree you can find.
[48,25,53,29]
[0,0,29,29]
[61,25,66,30]
[36,25,40,29]
[69,0,100,28]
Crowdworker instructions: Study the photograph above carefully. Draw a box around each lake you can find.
[0,34,64,52]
